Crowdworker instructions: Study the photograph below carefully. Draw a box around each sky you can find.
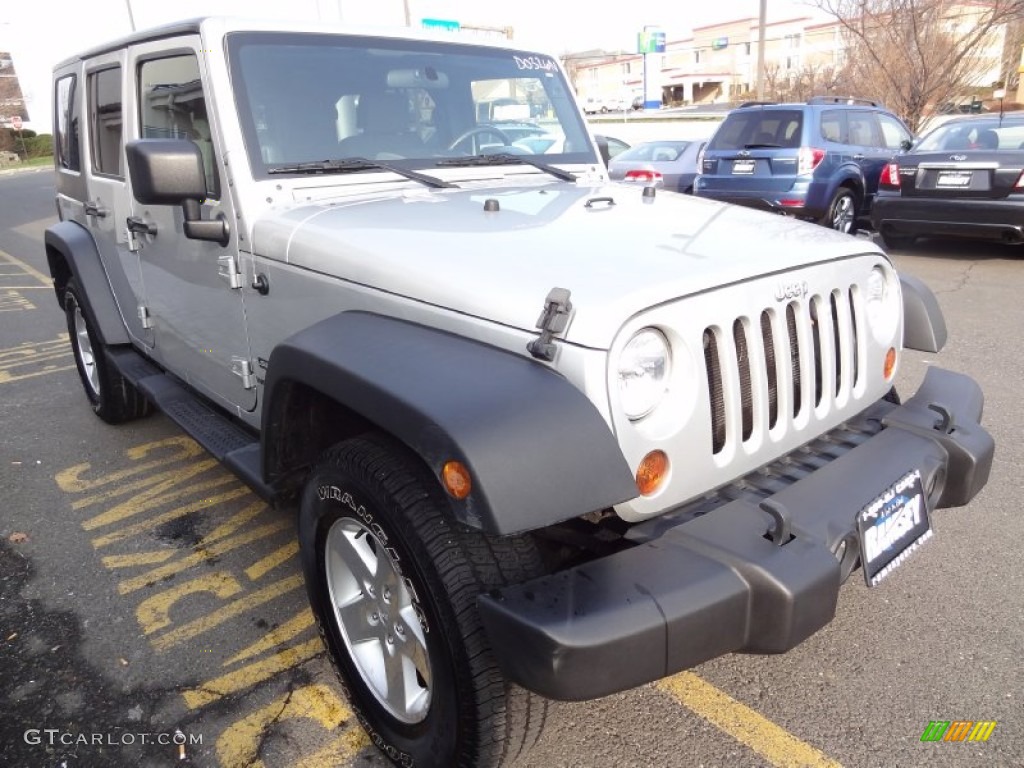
[1,0,824,130]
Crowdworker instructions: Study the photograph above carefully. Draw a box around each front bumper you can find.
[478,367,993,701]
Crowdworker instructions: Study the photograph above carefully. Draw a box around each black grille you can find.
[705,287,862,455]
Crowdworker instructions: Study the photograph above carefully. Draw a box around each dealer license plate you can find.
[732,159,755,174]
[936,170,972,188]
[856,469,932,586]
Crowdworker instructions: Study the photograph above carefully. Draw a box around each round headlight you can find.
[865,265,899,342]
[617,328,671,420]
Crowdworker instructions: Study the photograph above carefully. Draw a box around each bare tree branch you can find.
[811,0,1024,130]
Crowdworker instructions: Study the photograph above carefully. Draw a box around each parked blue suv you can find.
[694,97,913,233]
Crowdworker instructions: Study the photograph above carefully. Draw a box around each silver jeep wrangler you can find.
[46,17,993,768]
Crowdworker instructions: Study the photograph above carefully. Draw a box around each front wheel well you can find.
[265,380,380,493]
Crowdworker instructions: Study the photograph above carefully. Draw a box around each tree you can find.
[811,0,1024,131]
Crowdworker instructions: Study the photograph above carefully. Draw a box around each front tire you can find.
[299,435,547,768]
[821,188,858,234]
[64,278,151,424]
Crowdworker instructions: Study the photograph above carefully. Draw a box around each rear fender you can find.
[44,221,129,345]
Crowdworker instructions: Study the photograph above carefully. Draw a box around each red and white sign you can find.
[11,115,22,130]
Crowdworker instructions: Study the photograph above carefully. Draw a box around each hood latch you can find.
[527,287,573,362]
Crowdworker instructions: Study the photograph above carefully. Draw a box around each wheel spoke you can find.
[328,525,378,590]
[398,606,432,689]
[335,593,380,645]
[383,644,409,713]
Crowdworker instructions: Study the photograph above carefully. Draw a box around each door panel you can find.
[127,38,256,412]
[82,53,153,346]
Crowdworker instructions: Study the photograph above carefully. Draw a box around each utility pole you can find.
[125,0,136,32]
[755,0,767,100]
[403,0,411,26]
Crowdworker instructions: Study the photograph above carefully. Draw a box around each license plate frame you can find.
[856,469,932,587]
[732,159,756,175]
[935,170,972,188]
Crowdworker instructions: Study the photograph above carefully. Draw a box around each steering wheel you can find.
[447,125,513,154]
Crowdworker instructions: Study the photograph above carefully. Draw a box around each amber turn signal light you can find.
[442,460,472,499]
[884,347,897,380]
[636,450,669,496]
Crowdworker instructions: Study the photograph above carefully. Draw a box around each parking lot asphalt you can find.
[1,168,1020,768]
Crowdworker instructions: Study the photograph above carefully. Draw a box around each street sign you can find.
[11,115,22,130]
[637,30,666,54]
[422,18,460,32]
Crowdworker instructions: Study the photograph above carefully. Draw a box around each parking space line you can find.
[150,574,305,651]
[0,247,52,287]
[224,608,314,667]
[182,638,325,709]
[215,683,369,768]
[657,672,844,768]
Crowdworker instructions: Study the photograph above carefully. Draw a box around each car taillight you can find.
[1015,170,1024,189]
[880,162,901,188]
[798,147,826,175]
[624,170,663,183]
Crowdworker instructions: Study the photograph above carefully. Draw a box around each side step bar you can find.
[104,346,276,501]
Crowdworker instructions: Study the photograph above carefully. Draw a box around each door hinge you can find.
[137,305,153,329]
[218,255,243,290]
[231,358,257,390]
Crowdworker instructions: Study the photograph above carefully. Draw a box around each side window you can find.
[877,113,912,150]
[138,54,219,198]
[847,111,879,146]
[88,67,123,177]
[55,75,81,172]
[820,110,845,143]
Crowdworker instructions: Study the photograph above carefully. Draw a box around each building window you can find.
[622,62,632,75]
[745,42,751,55]
[695,50,701,64]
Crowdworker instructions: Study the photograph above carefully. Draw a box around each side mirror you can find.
[125,139,230,246]
[900,138,915,151]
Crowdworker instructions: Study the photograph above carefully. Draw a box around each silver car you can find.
[608,139,707,193]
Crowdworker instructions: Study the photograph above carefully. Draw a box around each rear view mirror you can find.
[126,139,207,205]
[125,139,230,246]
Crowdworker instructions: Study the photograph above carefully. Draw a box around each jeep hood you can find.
[252,180,881,349]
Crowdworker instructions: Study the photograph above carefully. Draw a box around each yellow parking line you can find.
[0,248,52,287]
[182,637,324,709]
[657,672,844,768]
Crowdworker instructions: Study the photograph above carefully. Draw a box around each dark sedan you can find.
[872,113,1024,247]
[607,139,707,193]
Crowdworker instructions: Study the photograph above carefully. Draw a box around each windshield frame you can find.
[225,31,597,179]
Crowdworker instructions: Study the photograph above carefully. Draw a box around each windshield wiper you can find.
[267,157,456,189]
[436,153,577,182]
[743,142,781,149]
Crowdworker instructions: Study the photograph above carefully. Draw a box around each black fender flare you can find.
[44,221,129,345]
[899,272,947,353]
[262,311,638,535]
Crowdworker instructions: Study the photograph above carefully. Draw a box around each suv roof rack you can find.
[807,96,880,107]
[738,100,778,108]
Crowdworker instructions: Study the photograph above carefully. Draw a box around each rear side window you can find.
[708,109,803,150]
[88,67,123,177]
[55,74,81,172]
[847,111,880,146]
[616,141,689,162]
[820,110,846,143]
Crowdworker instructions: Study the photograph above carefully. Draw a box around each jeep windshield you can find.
[226,32,596,178]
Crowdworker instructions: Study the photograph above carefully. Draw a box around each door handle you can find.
[84,201,108,218]
[126,216,158,237]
